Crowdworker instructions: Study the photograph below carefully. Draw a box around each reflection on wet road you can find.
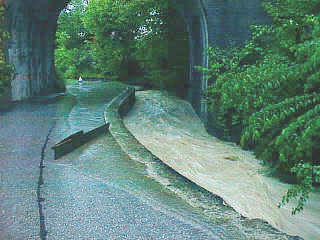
[0,80,302,239]
[44,81,221,239]
[44,81,297,239]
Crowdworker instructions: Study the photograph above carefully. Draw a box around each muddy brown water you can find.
[48,81,318,239]
[123,90,320,240]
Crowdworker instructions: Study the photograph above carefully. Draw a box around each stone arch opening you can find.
[5,0,269,128]
[171,0,209,124]
[5,0,209,116]
[166,7,190,99]
[5,0,69,101]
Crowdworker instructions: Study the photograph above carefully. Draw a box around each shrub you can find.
[200,0,320,214]
[0,3,13,96]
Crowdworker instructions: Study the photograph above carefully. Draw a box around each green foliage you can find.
[83,0,147,81]
[133,6,189,96]
[0,3,13,96]
[56,0,189,93]
[83,0,189,94]
[200,0,320,213]
[279,163,320,215]
[242,95,320,174]
[55,0,99,80]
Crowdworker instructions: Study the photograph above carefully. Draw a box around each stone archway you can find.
[5,0,70,101]
[171,0,209,124]
[5,0,210,120]
[5,0,269,127]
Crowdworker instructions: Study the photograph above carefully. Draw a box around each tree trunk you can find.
[6,0,69,101]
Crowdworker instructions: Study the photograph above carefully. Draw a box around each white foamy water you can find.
[123,90,320,240]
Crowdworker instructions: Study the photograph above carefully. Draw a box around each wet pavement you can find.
[0,101,58,239]
[0,81,311,240]
[0,82,219,239]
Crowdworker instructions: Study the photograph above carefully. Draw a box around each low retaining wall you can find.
[104,86,136,118]
[52,123,109,159]
[52,86,135,160]
[104,87,161,167]
[82,77,107,82]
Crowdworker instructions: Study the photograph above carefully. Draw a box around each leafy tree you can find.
[134,6,189,96]
[83,0,189,95]
[199,0,320,214]
[55,0,99,80]
[83,0,143,81]
[0,3,13,96]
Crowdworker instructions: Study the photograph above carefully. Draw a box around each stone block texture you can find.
[6,0,69,101]
[172,0,270,119]
[6,0,270,118]
[204,0,271,47]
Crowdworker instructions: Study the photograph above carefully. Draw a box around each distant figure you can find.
[78,76,83,82]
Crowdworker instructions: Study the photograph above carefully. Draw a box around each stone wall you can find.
[6,0,69,101]
[172,0,270,124]
[104,87,159,164]
[6,0,270,125]
[104,86,136,120]
[204,0,271,48]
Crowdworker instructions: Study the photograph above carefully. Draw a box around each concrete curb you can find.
[104,87,160,164]
[52,85,141,160]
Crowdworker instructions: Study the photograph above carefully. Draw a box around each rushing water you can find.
[124,91,320,240]
[48,81,300,240]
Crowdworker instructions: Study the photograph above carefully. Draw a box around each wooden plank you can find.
[52,124,109,159]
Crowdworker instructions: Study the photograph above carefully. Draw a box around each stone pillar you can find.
[171,0,209,125]
[6,0,69,101]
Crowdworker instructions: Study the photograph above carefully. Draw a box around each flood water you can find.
[47,81,303,240]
